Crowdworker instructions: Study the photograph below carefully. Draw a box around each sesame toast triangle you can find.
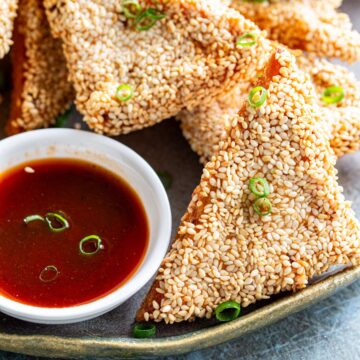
[228,0,360,63]
[44,0,268,135]
[137,49,360,324]
[179,52,360,164]
[7,0,74,135]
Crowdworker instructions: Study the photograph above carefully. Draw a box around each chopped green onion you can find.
[253,197,272,216]
[45,212,70,233]
[135,8,166,31]
[248,86,267,108]
[237,33,257,47]
[24,214,45,225]
[116,84,134,102]
[55,108,71,128]
[122,0,142,18]
[145,8,166,20]
[136,15,157,31]
[157,170,172,190]
[39,265,59,283]
[215,301,241,322]
[322,86,344,105]
[249,177,270,197]
[24,212,69,232]
[79,235,103,256]
[133,323,156,338]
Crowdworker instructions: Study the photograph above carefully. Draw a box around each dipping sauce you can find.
[0,158,149,307]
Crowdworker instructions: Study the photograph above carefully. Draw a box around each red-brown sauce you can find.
[0,158,149,307]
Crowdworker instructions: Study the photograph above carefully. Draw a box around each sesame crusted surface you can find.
[6,0,74,135]
[137,49,360,323]
[179,81,247,165]
[298,55,360,158]
[179,52,360,164]
[230,0,360,63]
[43,0,268,135]
[0,0,18,59]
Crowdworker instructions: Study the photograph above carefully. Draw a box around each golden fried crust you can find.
[6,0,74,135]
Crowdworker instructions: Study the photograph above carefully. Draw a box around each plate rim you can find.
[0,266,358,359]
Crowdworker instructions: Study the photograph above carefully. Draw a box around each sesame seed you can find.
[24,166,35,174]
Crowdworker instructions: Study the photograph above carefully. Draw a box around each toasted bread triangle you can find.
[44,0,269,135]
[137,49,360,323]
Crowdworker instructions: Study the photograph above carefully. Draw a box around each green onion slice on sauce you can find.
[122,0,142,18]
[248,86,267,108]
[45,212,70,233]
[39,265,60,283]
[321,86,344,105]
[249,177,270,197]
[215,301,241,322]
[116,84,134,102]
[133,323,156,338]
[253,197,272,216]
[157,170,173,190]
[24,214,45,225]
[135,8,166,31]
[79,235,103,256]
[237,33,257,47]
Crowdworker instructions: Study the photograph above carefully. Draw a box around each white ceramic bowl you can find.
[0,129,172,324]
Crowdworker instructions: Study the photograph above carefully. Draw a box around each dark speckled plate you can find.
[0,0,360,355]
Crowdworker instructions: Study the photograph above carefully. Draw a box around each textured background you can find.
[0,0,359,359]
